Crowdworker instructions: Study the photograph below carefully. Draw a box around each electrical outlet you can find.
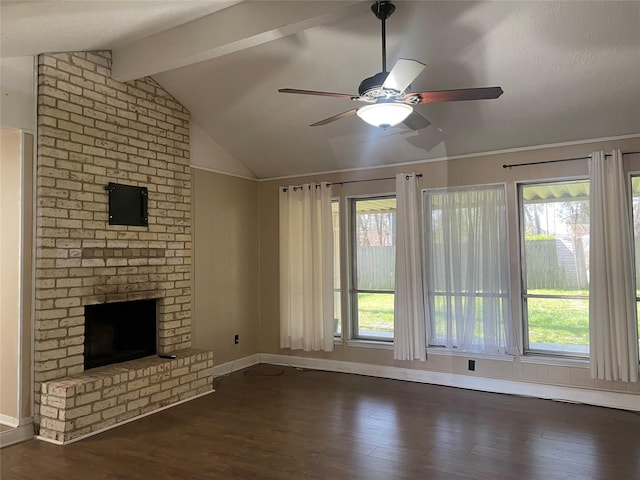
[468,359,476,371]
[234,334,239,344]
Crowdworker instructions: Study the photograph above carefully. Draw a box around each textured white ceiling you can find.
[2,1,639,179]
[0,0,238,56]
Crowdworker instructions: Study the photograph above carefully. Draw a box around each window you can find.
[350,197,396,340]
[631,176,640,356]
[424,185,514,354]
[332,199,341,337]
[519,180,590,356]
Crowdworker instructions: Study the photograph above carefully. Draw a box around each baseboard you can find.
[36,389,215,446]
[0,414,19,428]
[0,414,32,429]
[213,353,260,377]
[259,353,640,412]
[0,420,34,448]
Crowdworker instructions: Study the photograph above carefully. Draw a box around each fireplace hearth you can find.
[84,299,157,370]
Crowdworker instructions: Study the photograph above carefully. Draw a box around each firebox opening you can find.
[84,299,157,370]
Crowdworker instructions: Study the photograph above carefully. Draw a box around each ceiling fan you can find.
[279,1,503,130]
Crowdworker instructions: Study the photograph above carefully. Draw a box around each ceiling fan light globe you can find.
[356,103,413,128]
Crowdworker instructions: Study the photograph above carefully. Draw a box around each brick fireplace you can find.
[34,51,213,443]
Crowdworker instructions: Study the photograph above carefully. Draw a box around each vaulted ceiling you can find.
[2,1,639,179]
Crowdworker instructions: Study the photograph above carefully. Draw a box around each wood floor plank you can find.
[2,365,639,479]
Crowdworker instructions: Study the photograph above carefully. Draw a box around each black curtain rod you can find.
[332,173,422,186]
[502,151,640,169]
[282,174,422,192]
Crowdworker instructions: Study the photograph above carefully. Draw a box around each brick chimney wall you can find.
[34,51,192,413]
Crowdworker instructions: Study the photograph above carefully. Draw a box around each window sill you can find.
[346,339,393,350]
[520,354,589,368]
[426,347,515,362]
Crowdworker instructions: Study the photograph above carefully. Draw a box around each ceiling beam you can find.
[112,0,363,82]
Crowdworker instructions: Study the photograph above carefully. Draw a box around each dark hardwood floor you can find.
[2,365,639,479]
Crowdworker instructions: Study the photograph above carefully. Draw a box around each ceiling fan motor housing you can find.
[358,71,390,97]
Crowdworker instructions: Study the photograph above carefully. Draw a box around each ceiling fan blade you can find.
[405,86,504,104]
[402,111,431,131]
[382,59,426,93]
[310,109,358,127]
[279,88,357,100]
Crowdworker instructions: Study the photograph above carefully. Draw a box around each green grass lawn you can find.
[356,290,640,349]
[357,291,588,343]
[526,290,588,346]
[356,293,394,333]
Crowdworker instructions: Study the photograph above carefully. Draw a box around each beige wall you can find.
[257,136,640,396]
[192,169,259,365]
[1,56,35,424]
[1,129,21,420]
[0,57,35,131]
[0,129,31,421]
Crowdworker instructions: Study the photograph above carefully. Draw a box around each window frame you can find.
[628,172,640,360]
[348,194,397,342]
[517,177,590,358]
[331,198,342,339]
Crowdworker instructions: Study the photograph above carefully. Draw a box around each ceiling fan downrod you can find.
[372,1,396,73]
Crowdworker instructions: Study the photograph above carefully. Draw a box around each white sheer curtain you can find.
[424,184,517,354]
[279,182,334,352]
[589,150,638,382]
[394,173,427,361]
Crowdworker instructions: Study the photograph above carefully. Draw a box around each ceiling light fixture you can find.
[356,103,413,128]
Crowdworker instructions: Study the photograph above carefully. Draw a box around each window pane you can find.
[425,185,512,354]
[351,197,396,341]
[332,200,341,336]
[522,182,590,290]
[526,297,589,354]
[356,292,394,339]
[430,293,510,350]
[521,180,590,355]
[430,294,448,347]
[355,198,396,291]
